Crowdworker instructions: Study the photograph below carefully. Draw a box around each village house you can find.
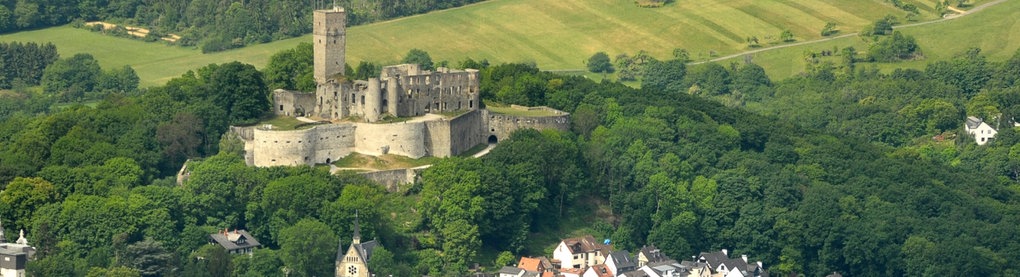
[965,116,998,145]
[553,235,613,270]
[208,228,261,255]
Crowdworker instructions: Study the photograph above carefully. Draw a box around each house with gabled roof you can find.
[697,250,767,277]
[583,264,614,277]
[606,250,637,274]
[553,235,613,270]
[638,245,670,267]
[208,228,261,255]
[519,256,554,273]
[965,116,998,145]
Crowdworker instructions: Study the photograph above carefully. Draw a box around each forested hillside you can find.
[2,43,1020,276]
[0,0,483,52]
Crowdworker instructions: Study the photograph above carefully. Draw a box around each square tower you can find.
[314,7,346,84]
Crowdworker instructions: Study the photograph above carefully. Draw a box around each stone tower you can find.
[314,6,346,84]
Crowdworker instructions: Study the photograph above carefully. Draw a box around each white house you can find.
[965,116,998,145]
[553,235,612,270]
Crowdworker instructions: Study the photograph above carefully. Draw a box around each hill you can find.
[0,0,947,87]
[0,0,1012,86]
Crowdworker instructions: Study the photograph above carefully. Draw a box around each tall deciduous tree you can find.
[587,52,614,73]
[205,62,269,125]
[278,219,337,277]
[402,48,434,70]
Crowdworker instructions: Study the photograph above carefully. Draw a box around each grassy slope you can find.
[0,0,920,87]
[725,0,1020,80]
[0,0,1011,86]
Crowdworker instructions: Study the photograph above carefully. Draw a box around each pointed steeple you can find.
[352,210,361,245]
[335,232,345,261]
[16,229,27,245]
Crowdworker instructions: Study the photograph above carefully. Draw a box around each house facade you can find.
[965,116,998,145]
[208,229,261,255]
[553,235,612,270]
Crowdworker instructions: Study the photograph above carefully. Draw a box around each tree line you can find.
[0,0,485,53]
[3,43,1020,276]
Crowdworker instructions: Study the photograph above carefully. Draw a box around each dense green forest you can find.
[0,0,484,52]
[2,40,1020,276]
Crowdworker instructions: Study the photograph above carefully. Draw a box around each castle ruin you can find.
[238,5,569,168]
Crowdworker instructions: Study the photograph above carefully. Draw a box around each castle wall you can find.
[484,107,571,142]
[273,89,315,117]
[354,122,428,158]
[424,109,486,157]
[251,124,355,167]
[360,168,418,192]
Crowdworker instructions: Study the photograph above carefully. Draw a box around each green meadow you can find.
[725,0,1020,80]
[0,0,1011,87]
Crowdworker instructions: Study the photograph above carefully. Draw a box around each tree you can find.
[587,52,614,73]
[205,62,269,125]
[41,53,103,101]
[780,29,795,42]
[0,177,59,231]
[367,246,397,276]
[121,238,176,277]
[672,48,691,62]
[642,59,686,93]
[402,48,434,70]
[821,22,837,36]
[264,43,314,91]
[278,219,338,277]
[868,31,920,62]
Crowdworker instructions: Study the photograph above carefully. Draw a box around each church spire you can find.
[352,210,361,245]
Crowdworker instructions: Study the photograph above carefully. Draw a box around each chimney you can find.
[234,229,238,234]
[741,254,748,263]
[722,249,728,257]
[757,261,763,268]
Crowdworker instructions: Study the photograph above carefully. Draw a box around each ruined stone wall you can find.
[430,109,486,157]
[354,122,428,158]
[251,124,356,167]
[273,89,315,117]
[381,65,480,118]
[359,168,416,192]
[484,107,571,142]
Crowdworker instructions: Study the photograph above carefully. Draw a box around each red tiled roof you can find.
[519,257,543,271]
[589,264,614,277]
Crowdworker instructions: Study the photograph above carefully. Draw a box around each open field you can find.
[712,0,1020,80]
[0,0,1009,86]
[1,0,936,87]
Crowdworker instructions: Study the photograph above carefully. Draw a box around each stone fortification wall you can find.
[426,109,486,157]
[252,124,356,166]
[354,122,428,158]
[273,89,315,117]
[484,107,571,142]
[230,126,255,141]
[359,168,418,192]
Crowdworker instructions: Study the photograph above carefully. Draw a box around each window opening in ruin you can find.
[470,100,473,108]
[488,135,498,144]
[351,93,355,103]
[382,100,388,107]
[361,95,365,104]
[326,158,331,164]
[279,105,284,111]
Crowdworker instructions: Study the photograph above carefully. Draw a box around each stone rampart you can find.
[484,107,571,142]
[354,121,427,158]
[251,124,355,166]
